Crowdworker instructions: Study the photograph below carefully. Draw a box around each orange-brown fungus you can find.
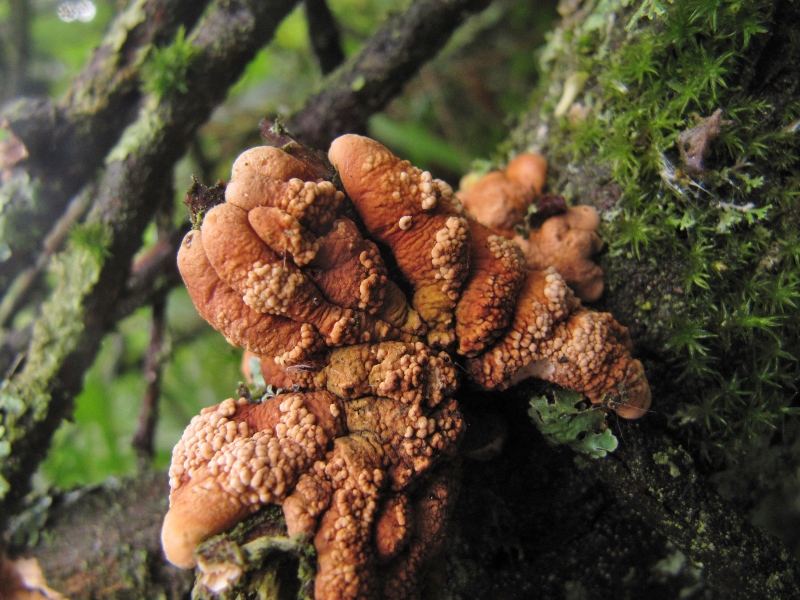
[162,393,346,569]
[455,219,526,357]
[381,461,460,600]
[457,153,547,238]
[374,493,412,562]
[329,134,470,348]
[166,135,651,600]
[517,205,605,302]
[200,202,393,348]
[178,229,324,364]
[458,153,604,302]
[466,268,651,418]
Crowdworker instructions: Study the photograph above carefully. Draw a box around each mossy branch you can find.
[0,0,210,294]
[0,0,300,523]
[502,0,800,594]
[592,418,800,599]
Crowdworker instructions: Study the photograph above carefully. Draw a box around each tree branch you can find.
[0,0,300,523]
[132,294,167,460]
[0,0,210,293]
[286,0,492,148]
[7,470,192,599]
[303,0,345,75]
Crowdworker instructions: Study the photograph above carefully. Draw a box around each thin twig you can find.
[133,293,167,460]
[132,190,173,461]
[113,224,189,324]
[287,0,492,148]
[303,0,345,75]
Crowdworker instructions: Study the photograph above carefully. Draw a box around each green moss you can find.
[521,0,800,465]
[192,505,316,600]
[141,25,197,99]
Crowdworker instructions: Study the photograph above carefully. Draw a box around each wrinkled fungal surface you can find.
[458,156,605,302]
[164,134,651,599]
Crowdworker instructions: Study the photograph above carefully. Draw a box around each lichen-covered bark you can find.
[0,0,300,522]
[0,0,210,293]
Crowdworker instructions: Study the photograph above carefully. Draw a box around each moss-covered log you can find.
[498,0,800,595]
[509,0,800,464]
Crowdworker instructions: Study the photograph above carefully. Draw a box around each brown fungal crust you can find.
[178,144,419,367]
[177,229,324,364]
[311,433,386,600]
[323,342,459,408]
[455,219,527,357]
[345,395,464,490]
[226,145,342,235]
[201,201,390,347]
[248,205,320,267]
[457,152,547,238]
[458,154,604,302]
[466,268,651,417]
[162,393,346,569]
[329,134,471,348]
[166,136,652,600]
[305,217,389,314]
[374,493,413,562]
[517,205,605,302]
[382,460,460,600]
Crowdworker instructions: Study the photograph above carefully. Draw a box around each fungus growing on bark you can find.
[162,393,346,569]
[329,134,471,348]
[457,155,605,302]
[457,152,547,238]
[516,205,605,302]
[165,134,650,598]
[466,267,650,418]
[455,218,527,357]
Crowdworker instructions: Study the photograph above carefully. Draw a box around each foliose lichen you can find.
[528,390,619,458]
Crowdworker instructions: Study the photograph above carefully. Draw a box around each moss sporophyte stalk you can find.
[521,0,800,464]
